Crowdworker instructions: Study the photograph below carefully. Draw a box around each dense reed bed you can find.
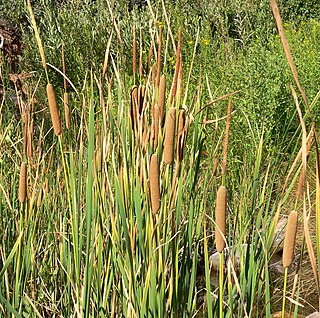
[1,0,320,317]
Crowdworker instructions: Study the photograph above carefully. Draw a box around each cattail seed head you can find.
[215,186,227,253]
[283,210,298,268]
[19,162,27,203]
[158,75,166,124]
[150,154,161,213]
[46,83,62,136]
[64,92,70,130]
[164,107,176,164]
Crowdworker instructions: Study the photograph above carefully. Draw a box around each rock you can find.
[306,312,320,318]
[271,217,287,253]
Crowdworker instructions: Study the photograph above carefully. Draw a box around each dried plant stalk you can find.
[64,92,70,130]
[150,154,161,213]
[19,162,27,203]
[158,75,166,124]
[215,186,227,253]
[283,210,298,268]
[46,83,62,136]
[164,107,176,164]
[170,29,182,104]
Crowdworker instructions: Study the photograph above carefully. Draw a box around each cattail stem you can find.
[19,162,27,203]
[46,83,62,136]
[158,75,166,124]
[64,92,71,130]
[281,266,289,318]
[170,29,182,105]
[219,251,224,318]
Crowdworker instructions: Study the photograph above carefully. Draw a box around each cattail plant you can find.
[149,154,161,213]
[215,186,227,253]
[19,162,27,203]
[281,210,298,318]
[164,107,176,164]
[46,83,62,136]
[158,75,166,124]
[215,185,227,318]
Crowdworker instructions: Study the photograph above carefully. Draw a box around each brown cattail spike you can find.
[283,210,298,268]
[46,83,62,136]
[150,154,161,213]
[164,107,176,164]
[158,75,166,124]
[19,162,27,203]
[215,186,227,253]
[64,92,70,130]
